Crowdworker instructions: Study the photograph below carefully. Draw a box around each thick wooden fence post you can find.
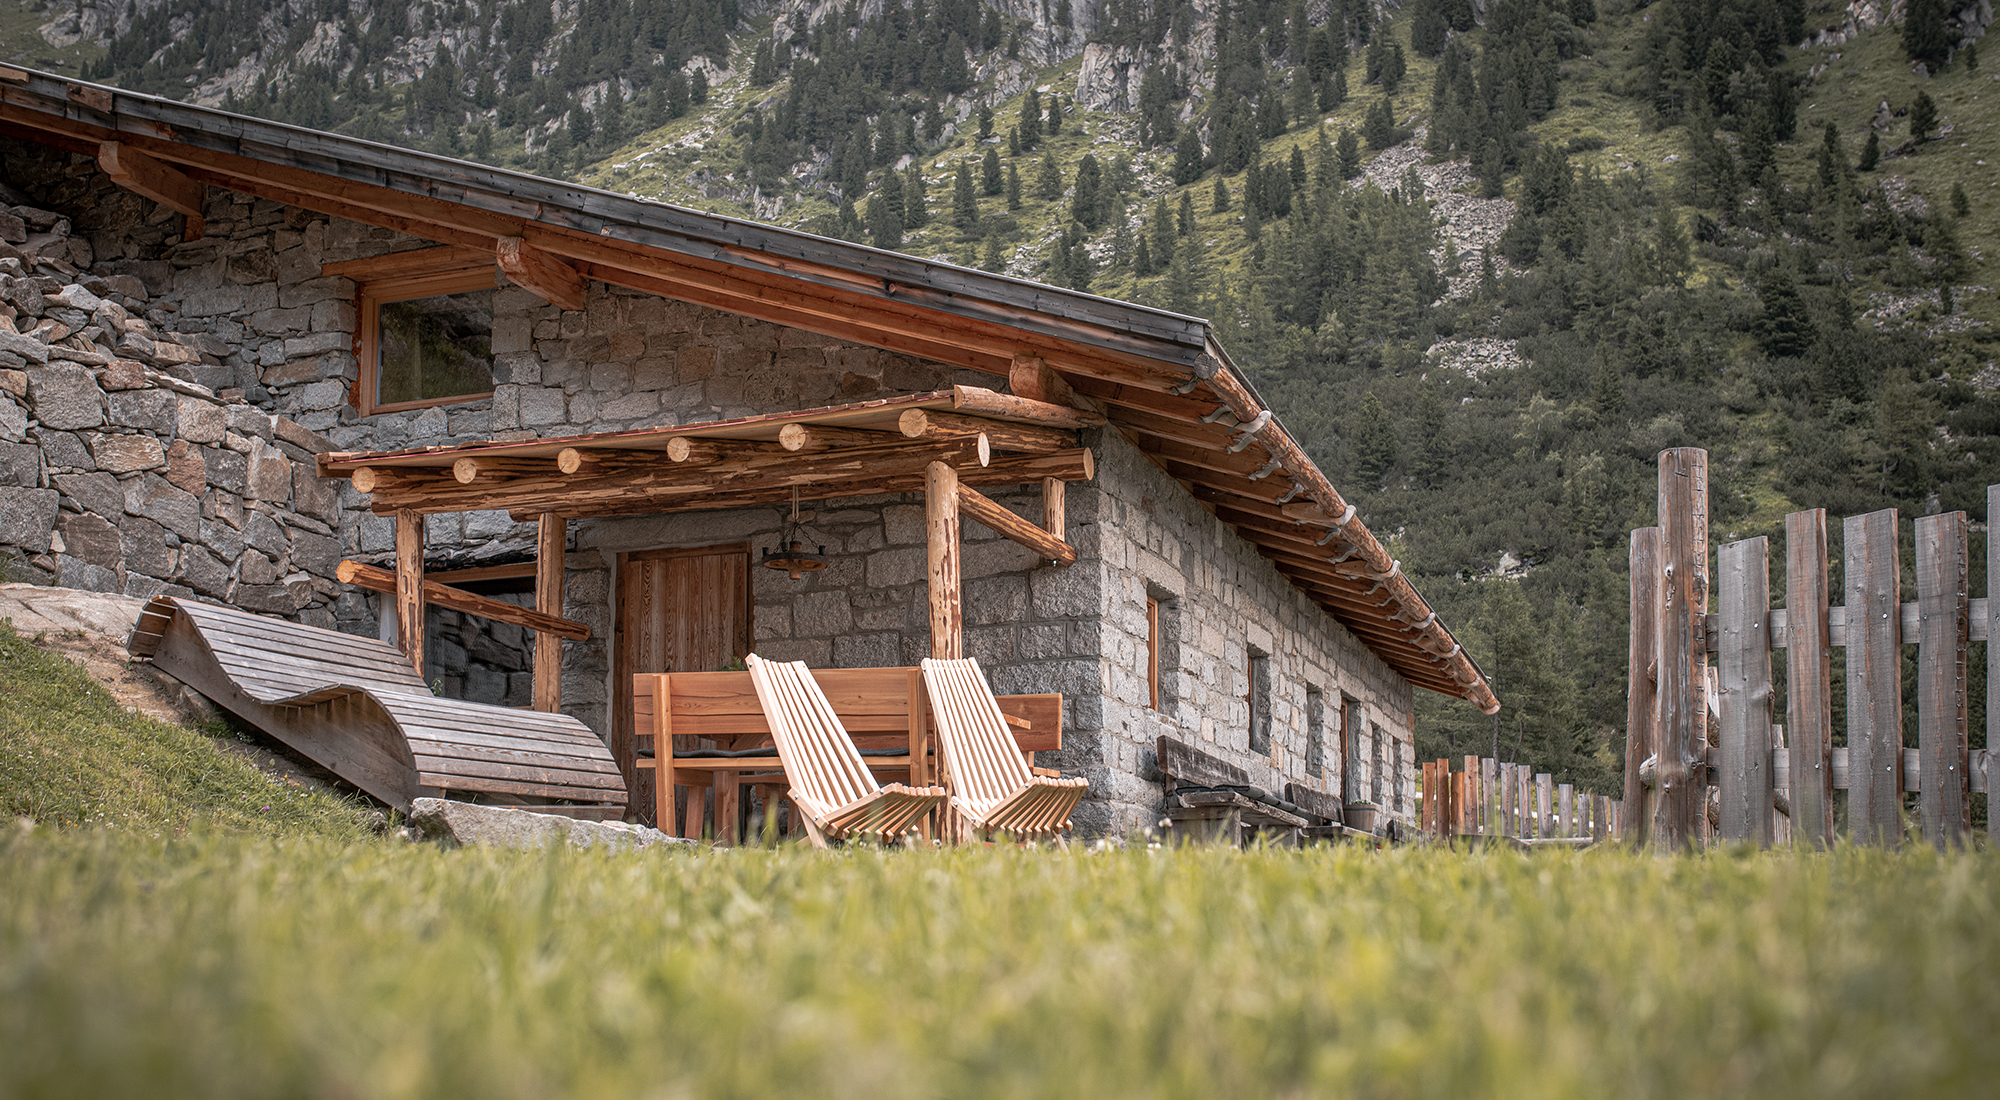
[1784,509,1835,848]
[1655,448,1709,849]
[1845,509,1904,846]
[1915,511,1970,848]
[1717,536,1774,845]
[926,461,963,660]
[1624,528,1661,845]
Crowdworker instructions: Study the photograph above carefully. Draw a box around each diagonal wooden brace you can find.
[496,235,588,311]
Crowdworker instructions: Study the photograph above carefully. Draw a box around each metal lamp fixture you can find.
[760,491,828,580]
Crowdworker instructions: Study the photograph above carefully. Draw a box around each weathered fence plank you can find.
[1535,773,1552,840]
[1784,509,1835,848]
[1844,509,1905,846]
[1717,536,1775,845]
[1655,448,1710,849]
[1915,512,1970,848]
[1625,527,1662,844]
[1558,783,1575,838]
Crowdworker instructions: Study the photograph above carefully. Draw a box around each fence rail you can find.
[1421,755,1616,844]
[1627,450,2000,849]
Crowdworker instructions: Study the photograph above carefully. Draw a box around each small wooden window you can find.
[355,268,501,416]
[1145,597,1160,710]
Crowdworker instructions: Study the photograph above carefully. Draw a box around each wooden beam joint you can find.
[496,235,587,311]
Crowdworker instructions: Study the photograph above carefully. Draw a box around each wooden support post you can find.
[715,770,739,847]
[926,461,963,660]
[395,509,425,677]
[1535,774,1553,840]
[1010,353,1077,407]
[1915,511,1970,848]
[1785,509,1835,848]
[1717,536,1774,846]
[534,513,566,713]
[98,141,204,239]
[1625,527,1662,845]
[649,673,674,834]
[1845,508,1904,846]
[1463,755,1479,835]
[1655,448,1709,850]
[1500,763,1516,838]
[1558,783,1576,838]
[1482,757,1498,837]
[1042,476,1066,542]
[496,236,587,311]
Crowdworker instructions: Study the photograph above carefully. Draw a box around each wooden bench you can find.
[634,667,1060,841]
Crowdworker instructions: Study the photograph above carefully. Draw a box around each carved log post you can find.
[926,461,963,660]
[395,508,425,678]
[534,512,566,712]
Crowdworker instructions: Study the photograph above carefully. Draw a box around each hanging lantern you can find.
[760,491,828,580]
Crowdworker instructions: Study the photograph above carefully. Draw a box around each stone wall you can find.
[1078,431,1419,835]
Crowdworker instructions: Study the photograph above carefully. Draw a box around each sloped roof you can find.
[0,65,1497,713]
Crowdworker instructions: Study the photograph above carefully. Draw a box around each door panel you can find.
[613,543,751,825]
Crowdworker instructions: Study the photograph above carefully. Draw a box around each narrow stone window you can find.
[1369,721,1384,804]
[1247,648,1272,755]
[1145,597,1161,710]
[1391,734,1405,813]
[1305,687,1325,777]
[1339,695,1360,803]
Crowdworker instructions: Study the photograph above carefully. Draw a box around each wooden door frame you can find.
[610,541,753,824]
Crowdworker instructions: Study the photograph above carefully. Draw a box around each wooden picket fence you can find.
[1420,755,1618,844]
[1628,449,1998,849]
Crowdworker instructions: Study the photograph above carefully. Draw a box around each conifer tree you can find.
[1134,232,1154,277]
[1902,0,1950,70]
[1006,163,1023,210]
[1816,122,1849,190]
[1213,176,1231,213]
[1364,95,1395,149]
[903,163,929,229]
[1951,181,1970,216]
[1968,42,1980,71]
[1320,65,1348,112]
[1336,127,1362,179]
[1755,270,1814,358]
[982,147,1003,195]
[977,104,994,141]
[1353,391,1394,485]
[980,232,1006,272]
[1859,129,1881,171]
[1289,72,1316,128]
[1411,0,1448,58]
[866,192,902,250]
[1112,215,1135,270]
[1173,127,1205,184]
[1019,88,1043,149]
[1037,151,1064,202]
[1313,124,1337,191]
[1009,127,1021,156]
[1289,146,1309,192]
[1177,191,1196,235]
[1909,90,1938,141]
[838,196,861,241]
[1047,95,1064,134]
[690,69,707,104]
[1151,196,1175,257]
[952,161,979,230]
[1071,154,1103,229]
[1164,234,1208,316]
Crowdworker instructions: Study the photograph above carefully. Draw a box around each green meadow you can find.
[1,835,1995,1100]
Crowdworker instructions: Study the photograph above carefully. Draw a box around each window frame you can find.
[354,268,502,417]
[1145,597,1161,710]
[1246,648,1272,756]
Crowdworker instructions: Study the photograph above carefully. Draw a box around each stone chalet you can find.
[0,67,1496,836]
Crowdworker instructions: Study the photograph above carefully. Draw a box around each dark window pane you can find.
[378,289,494,405]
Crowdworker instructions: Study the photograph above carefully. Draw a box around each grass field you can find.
[1,834,1995,1099]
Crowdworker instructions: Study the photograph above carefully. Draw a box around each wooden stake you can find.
[1655,448,1709,851]
[926,461,963,660]
[1845,508,1904,846]
[1784,509,1835,849]
[534,513,566,712]
[1915,510,1970,848]
[1625,526,1662,845]
[1717,535,1774,846]
[395,509,425,677]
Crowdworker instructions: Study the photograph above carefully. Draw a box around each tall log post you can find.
[1655,447,1709,850]
[1784,509,1835,848]
[1625,526,1662,845]
[1042,476,1066,543]
[395,508,426,677]
[534,513,566,712]
[926,461,963,660]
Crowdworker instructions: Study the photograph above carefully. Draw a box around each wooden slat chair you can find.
[744,654,945,846]
[921,657,1089,839]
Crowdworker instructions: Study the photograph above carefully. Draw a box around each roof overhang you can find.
[0,64,1499,714]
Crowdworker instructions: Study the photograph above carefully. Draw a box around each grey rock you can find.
[123,473,202,540]
[0,440,37,485]
[84,432,165,474]
[37,429,93,471]
[205,446,247,494]
[120,516,176,579]
[287,528,341,577]
[407,798,689,851]
[0,486,59,552]
[52,471,120,516]
[57,556,121,594]
[245,437,292,502]
[24,363,103,429]
[176,396,227,444]
[225,404,273,441]
[57,512,122,569]
[199,517,246,561]
[176,544,229,597]
[0,330,50,365]
[238,549,281,585]
[107,389,177,434]
[243,510,288,557]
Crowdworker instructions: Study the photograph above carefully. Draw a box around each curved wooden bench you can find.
[128,596,626,818]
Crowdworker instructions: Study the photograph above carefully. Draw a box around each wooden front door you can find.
[613,543,752,825]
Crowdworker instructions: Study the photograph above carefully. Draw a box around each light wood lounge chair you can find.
[921,657,1089,840]
[744,654,945,846]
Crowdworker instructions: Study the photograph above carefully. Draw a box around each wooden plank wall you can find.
[1418,755,1619,844]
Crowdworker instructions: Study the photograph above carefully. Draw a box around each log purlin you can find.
[0,67,1495,715]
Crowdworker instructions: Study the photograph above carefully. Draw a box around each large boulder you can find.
[407,799,690,852]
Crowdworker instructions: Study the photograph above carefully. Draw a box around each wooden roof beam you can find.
[898,409,1074,454]
[98,140,203,237]
[497,236,587,312]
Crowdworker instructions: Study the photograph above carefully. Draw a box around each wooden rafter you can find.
[496,235,587,311]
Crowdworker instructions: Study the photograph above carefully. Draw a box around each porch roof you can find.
[0,64,1497,715]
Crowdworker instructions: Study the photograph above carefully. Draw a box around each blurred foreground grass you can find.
[2,834,1996,1099]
